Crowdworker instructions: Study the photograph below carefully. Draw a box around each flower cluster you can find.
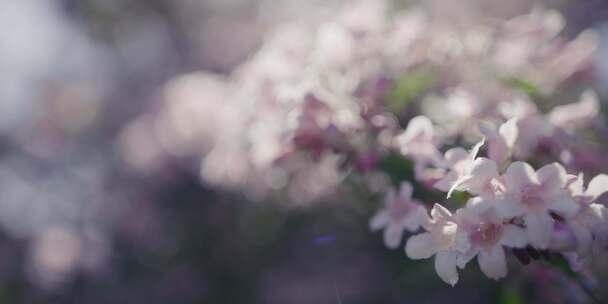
[120,0,608,285]
[389,139,608,285]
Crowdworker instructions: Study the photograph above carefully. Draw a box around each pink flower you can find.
[478,118,518,167]
[496,162,579,249]
[405,204,469,286]
[370,182,429,249]
[433,140,482,193]
[566,173,608,256]
[434,140,503,200]
[455,198,527,280]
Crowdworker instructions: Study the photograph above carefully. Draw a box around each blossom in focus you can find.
[405,204,468,286]
[478,118,519,167]
[455,198,527,280]
[496,162,579,249]
[566,173,608,256]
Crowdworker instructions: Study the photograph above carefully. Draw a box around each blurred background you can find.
[1,0,608,303]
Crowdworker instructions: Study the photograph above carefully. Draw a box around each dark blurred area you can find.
[0,0,607,303]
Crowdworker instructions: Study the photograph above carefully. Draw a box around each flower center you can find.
[389,201,412,221]
[470,222,503,250]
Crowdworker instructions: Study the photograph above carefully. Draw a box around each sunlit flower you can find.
[455,198,527,280]
[566,173,608,256]
[496,162,579,249]
[478,118,518,167]
[405,204,469,286]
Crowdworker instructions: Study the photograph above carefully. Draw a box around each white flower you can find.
[566,173,608,256]
[496,162,579,249]
[433,139,502,199]
[405,204,469,286]
[455,198,527,280]
[370,181,429,249]
[435,141,504,200]
[478,118,519,167]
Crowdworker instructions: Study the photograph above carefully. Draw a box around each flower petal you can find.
[495,194,527,219]
[504,162,537,192]
[369,210,389,231]
[537,163,567,190]
[405,232,437,259]
[525,213,554,249]
[431,203,453,221]
[435,251,459,286]
[499,118,519,149]
[384,224,405,249]
[500,225,527,248]
[478,246,508,280]
[586,174,608,202]
[461,158,499,195]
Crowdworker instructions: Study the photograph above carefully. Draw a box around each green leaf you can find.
[499,287,523,304]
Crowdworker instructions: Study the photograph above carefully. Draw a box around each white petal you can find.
[431,203,453,221]
[384,224,405,249]
[435,251,459,286]
[586,174,608,202]
[478,247,508,280]
[504,162,537,191]
[499,118,519,149]
[537,163,567,190]
[468,138,486,161]
[495,195,526,219]
[525,213,554,249]
[405,232,437,259]
[567,173,585,196]
[462,158,499,195]
[500,225,528,248]
[369,210,389,231]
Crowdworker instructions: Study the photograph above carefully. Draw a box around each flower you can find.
[566,173,608,256]
[370,181,428,249]
[496,162,579,249]
[478,118,519,167]
[433,139,483,193]
[455,198,527,280]
[405,204,469,286]
[434,139,503,200]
